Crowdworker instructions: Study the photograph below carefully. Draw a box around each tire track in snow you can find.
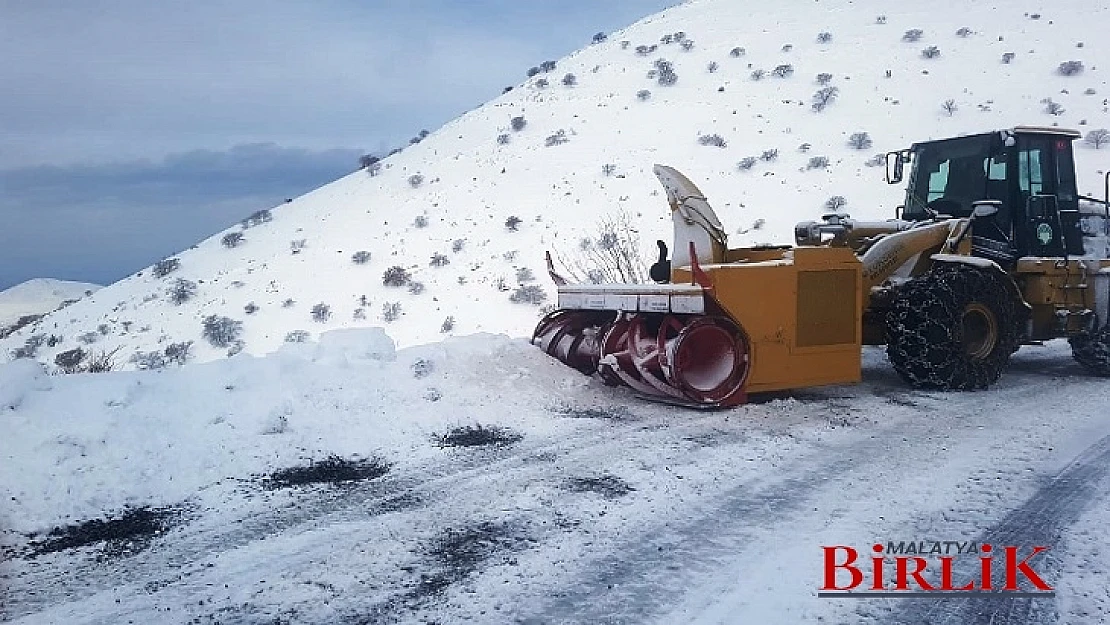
[879,433,1110,625]
[514,354,1104,624]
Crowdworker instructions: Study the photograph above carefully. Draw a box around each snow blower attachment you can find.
[536,127,1110,406]
[534,165,865,407]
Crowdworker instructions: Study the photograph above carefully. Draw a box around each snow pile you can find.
[0,327,592,534]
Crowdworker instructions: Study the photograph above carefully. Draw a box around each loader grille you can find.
[796,269,858,346]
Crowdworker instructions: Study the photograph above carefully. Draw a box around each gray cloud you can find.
[0,144,361,289]
[0,0,674,289]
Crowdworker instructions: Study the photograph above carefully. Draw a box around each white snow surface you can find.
[5,1,1110,623]
[0,279,99,328]
[3,0,1110,369]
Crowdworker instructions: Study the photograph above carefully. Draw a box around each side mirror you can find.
[971,201,1001,218]
[885,152,905,184]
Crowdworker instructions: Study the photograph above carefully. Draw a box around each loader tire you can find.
[1069,326,1110,376]
[885,264,1020,390]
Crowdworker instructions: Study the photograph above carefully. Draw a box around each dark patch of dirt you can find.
[565,474,636,499]
[416,521,532,596]
[434,425,523,448]
[263,455,391,489]
[550,404,635,420]
[24,504,188,560]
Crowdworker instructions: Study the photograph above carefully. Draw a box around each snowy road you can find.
[3,341,1110,624]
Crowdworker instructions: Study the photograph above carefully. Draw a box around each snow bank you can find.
[0,328,589,534]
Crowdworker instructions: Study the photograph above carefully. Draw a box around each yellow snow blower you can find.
[534,127,1110,407]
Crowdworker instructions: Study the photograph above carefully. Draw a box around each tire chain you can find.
[1069,325,1110,376]
[886,265,1020,390]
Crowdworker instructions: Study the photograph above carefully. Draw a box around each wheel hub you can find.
[961,303,998,361]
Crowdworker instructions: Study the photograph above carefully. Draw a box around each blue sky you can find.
[0,0,674,290]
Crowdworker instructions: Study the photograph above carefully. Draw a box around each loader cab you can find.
[890,126,1085,262]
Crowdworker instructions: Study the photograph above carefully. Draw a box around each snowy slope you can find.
[4,0,1110,370]
[0,279,99,328]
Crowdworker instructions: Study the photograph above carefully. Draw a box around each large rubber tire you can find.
[886,264,1020,390]
[1069,326,1110,376]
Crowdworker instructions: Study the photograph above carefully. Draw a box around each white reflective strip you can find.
[640,294,670,312]
[670,295,705,314]
[583,295,608,310]
[605,293,640,311]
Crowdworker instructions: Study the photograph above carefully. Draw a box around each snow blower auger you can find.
[536,127,1110,407]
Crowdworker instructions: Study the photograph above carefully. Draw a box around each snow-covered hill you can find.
[0,279,99,329]
[4,0,1109,369]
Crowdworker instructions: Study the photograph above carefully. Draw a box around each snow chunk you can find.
[313,328,397,367]
[0,359,52,410]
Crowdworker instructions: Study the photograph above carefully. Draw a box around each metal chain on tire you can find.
[886,265,1019,390]
[1069,326,1110,376]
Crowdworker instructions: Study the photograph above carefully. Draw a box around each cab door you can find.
[1016,135,1068,257]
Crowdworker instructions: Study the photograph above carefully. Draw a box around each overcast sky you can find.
[0,0,674,290]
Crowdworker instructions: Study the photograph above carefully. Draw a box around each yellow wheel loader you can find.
[533,126,1110,407]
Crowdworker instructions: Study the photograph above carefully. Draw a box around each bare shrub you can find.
[382,266,412,287]
[680,39,694,51]
[516,267,535,283]
[451,239,465,253]
[592,32,607,44]
[865,153,886,167]
[761,149,779,161]
[562,73,577,86]
[545,130,569,147]
[943,99,959,115]
[408,174,425,188]
[816,72,833,85]
[956,27,973,37]
[359,155,379,169]
[352,250,371,264]
[730,47,746,57]
[817,32,833,43]
[807,156,830,170]
[505,215,523,232]
[242,209,272,228]
[825,196,848,210]
[290,239,306,254]
[366,162,382,176]
[535,78,549,88]
[602,163,617,176]
[497,133,510,145]
[812,86,839,111]
[655,59,678,86]
[408,281,425,295]
[152,258,180,278]
[1043,98,1065,115]
[282,298,296,308]
[311,303,331,322]
[244,302,259,315]
[430,252,450,267]
[413,215,430,228]
[707,61,719,73]
[167,278,197,305]
[847,132,873,150]
[510,285,547,305]
[1058,61,1085,76]
[510,116,527,131]
[285,330,310,343]
[382,302,402,323]
[1002,52,1016,64]
[54,348,87,374]
[737,157,758,170]
[164,341,192,365]
[921,46,941,59]
[751,69,766,81]
[636,89,652,101]
[202,315,243,348]
[1086,129,1110,149]
[903,29,924,42]
[221,232,244,248]
[698,133,727,148]
[771,64,794,78]
[441,316,455,333]
[553,209,648,284]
